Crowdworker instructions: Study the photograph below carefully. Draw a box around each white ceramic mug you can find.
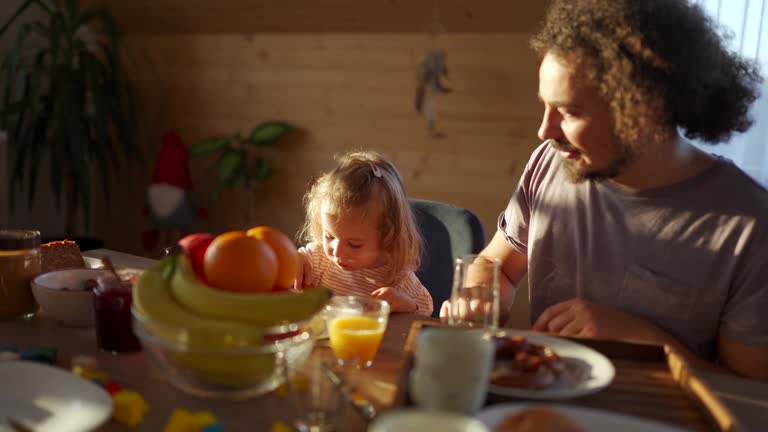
[409,327,494,414]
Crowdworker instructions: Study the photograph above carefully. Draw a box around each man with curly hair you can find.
[442,0,768,379]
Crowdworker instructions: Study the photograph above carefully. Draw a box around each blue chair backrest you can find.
[410,199,486,317]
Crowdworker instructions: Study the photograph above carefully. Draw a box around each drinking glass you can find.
[325,296,389,368]
[448,254,500,331]
[292,343,343,432]
[0,230,41,319]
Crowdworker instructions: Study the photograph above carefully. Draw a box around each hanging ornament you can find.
[415,0,452,131]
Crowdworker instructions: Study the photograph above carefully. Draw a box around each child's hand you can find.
[294,250,314,290]
[371,287,417,313]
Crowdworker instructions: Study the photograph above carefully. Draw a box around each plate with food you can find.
[478,403,687,432]
[488,331,614,399]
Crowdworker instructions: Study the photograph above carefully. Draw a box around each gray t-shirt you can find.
[500,142,768,359]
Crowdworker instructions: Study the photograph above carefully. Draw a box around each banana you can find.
[133,257,264,348]
[173,352,277,389]
[170,256,331,326]
[134,257,279,388]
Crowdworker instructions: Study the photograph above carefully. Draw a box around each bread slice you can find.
[41,240,86,272]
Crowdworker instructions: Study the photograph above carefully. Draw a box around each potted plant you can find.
[189,120,292,223]
[0,0,139,239]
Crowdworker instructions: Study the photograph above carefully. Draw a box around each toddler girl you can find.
[296,151,433,316]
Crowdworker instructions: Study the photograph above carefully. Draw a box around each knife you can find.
[320,362,377,420]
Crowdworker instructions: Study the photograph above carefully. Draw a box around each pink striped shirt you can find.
[299,242,433,316]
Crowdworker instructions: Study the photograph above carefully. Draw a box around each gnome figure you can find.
[142,131,207,251]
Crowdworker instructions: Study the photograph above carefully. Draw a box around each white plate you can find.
[489,330,615,400]
[0,361,113,432]
[477,403,687,432]
[370,409,489,432]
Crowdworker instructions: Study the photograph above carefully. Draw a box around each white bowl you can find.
[31,268,112,327]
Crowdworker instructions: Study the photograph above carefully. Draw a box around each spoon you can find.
[5,417,33,432]
[101,256,122,282]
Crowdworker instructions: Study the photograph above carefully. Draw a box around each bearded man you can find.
[442,0,768,379]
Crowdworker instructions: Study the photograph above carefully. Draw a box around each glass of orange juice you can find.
[325,296,389,368]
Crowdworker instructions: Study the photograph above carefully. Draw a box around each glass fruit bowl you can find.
[132,307,315,400]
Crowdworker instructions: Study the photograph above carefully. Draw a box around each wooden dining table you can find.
[2,248,767,431]
[3,249,425,431]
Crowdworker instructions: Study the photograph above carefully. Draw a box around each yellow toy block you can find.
[163,409,191,432]
[271,421,292,432]
[189,411,217,429]
[73,367,109,384]
[112,390,149,426]
[164,409,219,432]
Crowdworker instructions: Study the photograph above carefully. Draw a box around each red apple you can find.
[178,233,214,253]
[178,233,214,281]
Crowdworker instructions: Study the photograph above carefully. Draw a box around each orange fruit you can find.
[246,226,299,289]
[203,230,278,293]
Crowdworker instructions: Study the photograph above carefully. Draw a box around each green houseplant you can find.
[0,0,138,237]
[189,120,292,222]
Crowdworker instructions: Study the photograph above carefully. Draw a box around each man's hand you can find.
[439,231,529,324]
[532,298,658,342]
[371,287,417,313]
[293,250,314,290]
[439,300,451,322]
[439,297,493,325]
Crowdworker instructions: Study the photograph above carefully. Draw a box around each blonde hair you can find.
[300,151,422,286]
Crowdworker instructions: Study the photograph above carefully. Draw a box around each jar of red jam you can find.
[93,275,141,353]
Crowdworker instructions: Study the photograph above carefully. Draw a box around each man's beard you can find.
[548,139,634,183]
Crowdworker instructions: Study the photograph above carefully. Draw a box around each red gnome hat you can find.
[152,131,193,190]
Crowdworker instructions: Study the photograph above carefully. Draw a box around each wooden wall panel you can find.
[94,31,544,265]
[83,0,551,34]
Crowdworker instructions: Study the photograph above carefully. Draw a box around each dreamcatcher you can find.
[415,0,452,131]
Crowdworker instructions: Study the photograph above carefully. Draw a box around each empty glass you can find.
[292,344,343,432]
[448,254,501,331]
